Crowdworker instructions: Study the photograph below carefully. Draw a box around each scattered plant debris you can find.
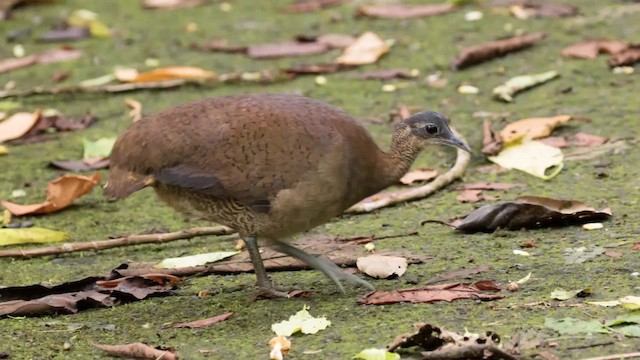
[0,227,67,247]
[336,31,389,65]
[493,71,559,102]
[452,32,546,70]
[283,0,346,13]
[268,336,291,360]
[399,168,438,185]
[425,196,611,233]
[0,47,83,74]
[155,251,239,269]
[356,255,408,279]
[93,342,178,360]
[358,281,502,305]
[1,173,101,216]
[355,4,455,19]
[271,305,331,336]
[172,312,234,328]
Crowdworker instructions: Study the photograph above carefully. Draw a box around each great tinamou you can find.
[105,93,470,297]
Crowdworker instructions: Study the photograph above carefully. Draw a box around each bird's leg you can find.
[270,240,374,293]
[243,236,290,298]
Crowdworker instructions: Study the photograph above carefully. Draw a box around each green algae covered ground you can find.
[1,0,639,359]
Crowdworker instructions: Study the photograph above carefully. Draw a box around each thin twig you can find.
[579,352,640,360]
[346,127,471,213]
[566,341,615,350]
[0,226,235,259]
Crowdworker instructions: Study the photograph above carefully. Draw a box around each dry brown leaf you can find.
[0,110,41,143]
[482,120,503,155]
[505,1,578,18]
[269,336,291,360]
[1,173,101,216]
[540,136,568,148]
[356,255,407,279]
[562,40,628,59]
[429,196,612,233]
[143,0,202,9]
[0,48,82,75]
[0,55,38,74]
[283,0,346,13]
[247,41,329,59]
[122,66,215,83]
[172,312,234,328]
[456,189,498,203]
[94,343,178,360]
[125,98,143,122]
[357,281,503,305]
[399,168,438,185]
[0,274,178,317]
[570,132,607,147]
[356,4,454,19]
[38,27,90,42]
[191,39,248,53]
[499,115,572,143]
[608,46,640,67]
[336,32,389,65]
[452,32,546,70]
[315,34,356,49]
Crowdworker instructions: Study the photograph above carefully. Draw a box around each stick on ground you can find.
[0,226,235,259]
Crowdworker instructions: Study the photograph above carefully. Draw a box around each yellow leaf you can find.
[336,32,389,65]
[0,227,68,247]
[620,296,640,310]
[488,139,563,180]
[120,66,216,83]
[0,145,7,155]
[500,115,572,144]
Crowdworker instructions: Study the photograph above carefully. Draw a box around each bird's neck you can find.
[377,126,424,187]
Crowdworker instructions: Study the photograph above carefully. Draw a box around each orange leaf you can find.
[499,115,573,143]
[336,32,389,65]
[1,173,101,216]
[122,66,215,83]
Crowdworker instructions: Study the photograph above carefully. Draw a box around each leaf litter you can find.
[386,323,515,360]
[355,4,456,19]
[172,311,234,329]
[336,31,389,66]
[356,255,407,279]
[0,227,68,247]
[0,274,179,317]
[271,305,331,336]
[452,32,546,70]
[493,70,559,102]
[0,47,83,74]
[424,196,611,233]
[357,281,502,305]
[1,173,101,216]
[93,342,178,360]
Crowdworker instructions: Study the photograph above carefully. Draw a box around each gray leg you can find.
[243,236,289,298]
[271,240,374,293]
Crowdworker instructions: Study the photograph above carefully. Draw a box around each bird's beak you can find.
[433,135,472,153]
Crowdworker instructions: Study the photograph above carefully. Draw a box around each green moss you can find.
[1,0,639,358]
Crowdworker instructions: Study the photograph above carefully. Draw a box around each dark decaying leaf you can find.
[348,68,412,80]
[111,235,428,278]
[247,41,329,59]
[452,32,546,70]
[356,4,455,19]
[283,0,347,13]
[0,274,179,317]
[38,26,90,42]
[425,196,612,233]
[456,190,498,203]
[357,281,503,305]
[94,342,178,360]
[387,323,515,360]
[424,265,491,285]
[172,312,234,328]
[608,45,640,67]
[283,62,353,75]
[191,39,248,53]
[49,159,110,171]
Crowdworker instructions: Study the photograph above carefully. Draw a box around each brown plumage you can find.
[105,93,469,297]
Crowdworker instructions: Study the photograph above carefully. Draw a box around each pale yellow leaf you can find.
[500,115,572,144]
[336,32,389,65]
[488,139,563,180]
[0,110,41,143]
[356,255,407,279]
[271,305,331,336]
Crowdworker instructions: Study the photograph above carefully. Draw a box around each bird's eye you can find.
[425,124,438,135]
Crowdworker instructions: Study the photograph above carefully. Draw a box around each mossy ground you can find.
[1,0,639,359]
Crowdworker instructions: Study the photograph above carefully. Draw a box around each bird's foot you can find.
[271,241,375,294]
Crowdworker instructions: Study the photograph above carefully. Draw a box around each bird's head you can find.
[397,111,471,153]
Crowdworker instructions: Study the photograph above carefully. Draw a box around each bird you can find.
[104,93,470,298]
